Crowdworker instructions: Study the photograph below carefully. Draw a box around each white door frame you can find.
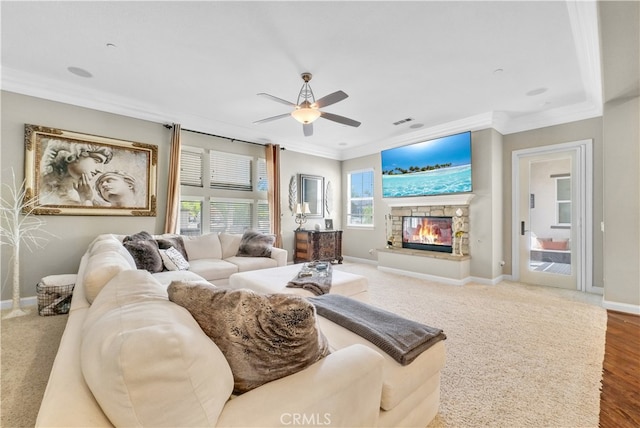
[511,139,595,293]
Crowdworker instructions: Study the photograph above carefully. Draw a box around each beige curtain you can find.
[265,144,282,248]
[164,124,181,234]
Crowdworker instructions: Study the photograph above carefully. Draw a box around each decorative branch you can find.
[1,169,57,318]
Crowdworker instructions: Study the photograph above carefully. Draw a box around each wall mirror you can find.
[299,174,324,218]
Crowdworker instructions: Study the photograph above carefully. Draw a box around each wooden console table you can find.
[295,229,343,264]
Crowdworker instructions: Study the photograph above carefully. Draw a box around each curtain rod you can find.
[164,124,284,149]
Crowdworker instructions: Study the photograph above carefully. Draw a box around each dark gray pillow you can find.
[123,231,154,243]
[123,240,163,273]
[237,230,276,257]
[156,235,189,261]
[167,282,330,394]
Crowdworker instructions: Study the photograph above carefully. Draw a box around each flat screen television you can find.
[381,131,472,198]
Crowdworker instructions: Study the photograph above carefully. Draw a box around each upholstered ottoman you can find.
[317,316,446,427]
[228,264,369,301]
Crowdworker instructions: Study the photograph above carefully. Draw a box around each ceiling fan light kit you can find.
[291,106,321,124]
[255,72,361,136]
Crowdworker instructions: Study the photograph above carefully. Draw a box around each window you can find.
[556,176,571,225]
[347,169,374,227]
[179,147,269,235]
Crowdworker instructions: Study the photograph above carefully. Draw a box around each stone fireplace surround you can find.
[389,205,469,255]
[377,194,474,284]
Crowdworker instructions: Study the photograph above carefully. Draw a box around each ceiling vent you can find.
[393,117,413,126]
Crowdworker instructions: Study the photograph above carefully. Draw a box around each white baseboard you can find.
[469,275,507,285]
[377,266,468,286]
[1,296,37,310]
[342,256,378,266]
[602,299,640,315]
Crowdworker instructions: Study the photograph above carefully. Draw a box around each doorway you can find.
[512,140,594,292]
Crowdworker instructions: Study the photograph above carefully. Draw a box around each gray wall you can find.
[1,91,171,301]
[600,0,640,309]
[502,118,604,287]
[279,150,342,263]
[0,91,341,300]
[341,129,505,281]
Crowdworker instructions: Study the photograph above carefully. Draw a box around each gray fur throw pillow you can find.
[167,281,330,394]
[123,230,154,243]
[237,230,276,257]
[123,239,163,273]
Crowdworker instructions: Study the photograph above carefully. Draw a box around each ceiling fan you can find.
[254,72,361,137]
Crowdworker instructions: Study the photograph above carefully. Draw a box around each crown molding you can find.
[3,0,604,163]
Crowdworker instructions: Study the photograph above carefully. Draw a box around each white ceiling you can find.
[1,1,602,160]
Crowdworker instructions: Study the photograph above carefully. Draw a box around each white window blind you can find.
[210,152,252,191]
[180,149,203,187]
[179,145,269,235]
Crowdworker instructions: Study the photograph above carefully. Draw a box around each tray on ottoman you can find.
[228,264,368,301]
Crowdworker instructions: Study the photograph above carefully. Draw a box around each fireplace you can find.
[402,216,453,253]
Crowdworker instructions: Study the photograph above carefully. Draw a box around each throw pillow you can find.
[237,230,276,258]
[167,282,330,394]
[123,230,154,243]
[156,234,189,261]
[123,239,163,273]
[160,247,190,271]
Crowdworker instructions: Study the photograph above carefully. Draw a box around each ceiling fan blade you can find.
[314,90,348,108]
[320,111,361,127]
[253,113,291,124]
[257,93,296,106]
[303,123,313,137]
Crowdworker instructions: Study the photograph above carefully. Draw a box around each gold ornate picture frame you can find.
[24,124,157,216]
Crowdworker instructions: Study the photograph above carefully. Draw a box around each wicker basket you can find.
[37,274,76,316]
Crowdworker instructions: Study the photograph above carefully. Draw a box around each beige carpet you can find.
[334,263,606,428]
[0,263,606,427]
[1,308,68,428]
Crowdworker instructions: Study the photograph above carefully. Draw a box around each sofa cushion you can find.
[89,237,136,269]
[219,233,242,259]
[160,247,190,271]
[225,255,279,272]
[81,270,234,428]
[167,283,330,394]
[123,240,164,273]
[183,233,222,260]
[187,259,239,281]
[152,270,208,287]
[84,251,133,304]
[237,230,276,257]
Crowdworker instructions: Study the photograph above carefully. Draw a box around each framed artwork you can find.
[23,124,158,216]
[325,219,333,230]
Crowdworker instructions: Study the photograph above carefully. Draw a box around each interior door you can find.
[517,150,579,289]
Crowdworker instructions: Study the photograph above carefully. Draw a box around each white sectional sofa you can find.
[116,231,287,285]
[36,232,446,427]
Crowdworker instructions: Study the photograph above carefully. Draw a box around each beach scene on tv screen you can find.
[381,132,472,197]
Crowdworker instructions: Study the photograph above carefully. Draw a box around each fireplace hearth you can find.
[402,216,453,253]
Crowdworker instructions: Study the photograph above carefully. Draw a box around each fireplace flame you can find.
[412,220,442,244]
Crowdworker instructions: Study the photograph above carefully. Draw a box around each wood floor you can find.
[599,310,640,428]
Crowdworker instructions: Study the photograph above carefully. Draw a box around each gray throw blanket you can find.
[309,294,446,366]
[287,263,333,295]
